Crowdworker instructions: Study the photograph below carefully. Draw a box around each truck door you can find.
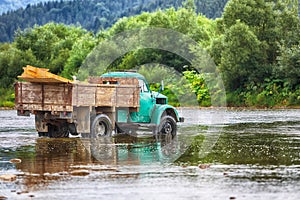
[129,79,154,123]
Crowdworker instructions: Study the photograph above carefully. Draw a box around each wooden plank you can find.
[16,83,42,104]
[15,104,73,112]
[72,84,97,106]
[15,79,140,113]
[15,83,72,104]
[95,85,115,107]
[20,90,42,104]
[15,82,73,111]
[18,65,73,83]
[116,86,140,108]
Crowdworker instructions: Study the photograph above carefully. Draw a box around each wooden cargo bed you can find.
[15,81,140,113]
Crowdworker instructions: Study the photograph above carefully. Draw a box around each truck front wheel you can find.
[91,114,112,138]
[158,115,177,137]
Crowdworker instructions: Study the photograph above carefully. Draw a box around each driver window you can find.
[138,79,148,93]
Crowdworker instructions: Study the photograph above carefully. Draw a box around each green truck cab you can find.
[100,71,184,137]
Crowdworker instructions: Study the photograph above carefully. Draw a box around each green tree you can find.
[277,44,300,89]
[221,0,277,64]
[61,33,98,79]
[0,44,38,88]
[107,6,216,73]
[213,0,300,102]
[219,21,262,91]
[14,23,93,74]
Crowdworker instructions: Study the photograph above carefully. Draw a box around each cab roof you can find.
[101,71,147,82]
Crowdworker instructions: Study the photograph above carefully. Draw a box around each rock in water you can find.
[198,164,210,169]
[0,174,17,181]
[9,158,22,163]
[70,170,90,176]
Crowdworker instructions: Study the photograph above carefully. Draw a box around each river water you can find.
[1,109,300,199]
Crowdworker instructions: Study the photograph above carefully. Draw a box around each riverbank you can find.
[0,107,14,110]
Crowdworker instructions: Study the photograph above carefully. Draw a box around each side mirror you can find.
[160,80,164,91]
[156,80,164,97]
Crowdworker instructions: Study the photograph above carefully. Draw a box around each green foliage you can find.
[0,43,39,88]
[226,79,300,108]
[219,21,262,91]
[149,83,180,107]
[183,70,211,106]
[137,65,208,107]
[0,87,14,108]
[212,0,300,107]
[14,23,93,74]
[277,44,300,89]
[60,33,98,79]
[0,0,229,42]
[106,6,217,75]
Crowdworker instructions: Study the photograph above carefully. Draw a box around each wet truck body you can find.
[15,66,183,138]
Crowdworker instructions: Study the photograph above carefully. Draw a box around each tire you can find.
[48,124,69,138]
[158,115,177,137]
[68,123,78,136]
[115,123,125,134]
[91,114,112,138]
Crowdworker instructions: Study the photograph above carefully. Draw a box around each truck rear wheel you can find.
[91,114,112,138]
[158,115,177,137]
[48,124,69,138]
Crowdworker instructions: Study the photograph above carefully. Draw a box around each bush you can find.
[287,91,300,106]
[1,101,14,108]
[0,87,15,108]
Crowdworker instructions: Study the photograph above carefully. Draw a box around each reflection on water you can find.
[90,134,184,165]
[1,134,184,193]
[0,135,181,197]
[17,134,183,175]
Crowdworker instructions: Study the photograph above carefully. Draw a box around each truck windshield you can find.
[138,79,149,93]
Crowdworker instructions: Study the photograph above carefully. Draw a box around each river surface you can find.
[1,109,300,199]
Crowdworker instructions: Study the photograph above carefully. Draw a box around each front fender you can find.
[151,105,181,125]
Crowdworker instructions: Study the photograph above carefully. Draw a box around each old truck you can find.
[15,66,184,138]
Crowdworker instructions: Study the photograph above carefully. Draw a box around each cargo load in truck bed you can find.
[15,66,140,113]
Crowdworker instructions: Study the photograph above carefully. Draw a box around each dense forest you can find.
[0,0,299,108]
[0,0,53,14]
[0,0,228,42]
